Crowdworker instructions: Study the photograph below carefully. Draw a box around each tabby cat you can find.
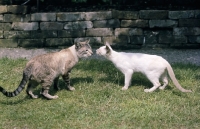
[0,40,93,99]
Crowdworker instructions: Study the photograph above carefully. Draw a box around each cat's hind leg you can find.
[53,77,60,90]
[144,76,161,92]
[26,81,39,99]
[159,72,168,90]
[41,80,58,99]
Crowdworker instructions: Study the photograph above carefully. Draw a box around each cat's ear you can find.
[105,42,112,54]
[86,39,90,44]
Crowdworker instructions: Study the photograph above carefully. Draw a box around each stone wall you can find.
[0,5,200,49]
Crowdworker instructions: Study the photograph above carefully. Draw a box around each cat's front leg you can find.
[62,71,75,91]
[122,71,133,90]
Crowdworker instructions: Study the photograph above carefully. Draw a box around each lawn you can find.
[0,58,199,129]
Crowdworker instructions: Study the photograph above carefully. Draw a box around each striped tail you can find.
[0,73,29,97]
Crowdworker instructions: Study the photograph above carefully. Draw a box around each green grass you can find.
[0,58,200,129]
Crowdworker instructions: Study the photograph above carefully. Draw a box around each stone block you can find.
[40,22,63,30]
[45,38,73,47]
[149,20,178,28]
[102,36,129,45]
[12,22,39,30]
[93,19,120,28]
[0,39,18,47]
[85,11,112,20]
[0,31,3,38]
[58,30,85,38]
[195,10,200,18]
[4,31,31,38]
[130,36,144,44]
[64,21,92,29]
[86,28,113,37]
[139,10,168,19]
[121,20,148,28]
[7,5,28,14]
[115,28,143,36]
[179,19,200,27]
[4,14,30,22]
[31,31,57,38]
[57,12,85,21]
[18,39,44,48]
[169,11,195,19]
[0,5,7,14]
[159,35,187,44]
[173,27,200,35]
[0,15,3,21]
[112,10,138,19]
[0,23,12,30]
[31,13,56,21]
[188,36,200,43]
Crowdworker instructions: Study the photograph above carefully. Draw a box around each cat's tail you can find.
[0,72,29,97]
[166,63,192,92]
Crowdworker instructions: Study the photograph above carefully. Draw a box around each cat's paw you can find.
[68,86,75,91]
[122,86,128,90]
[144,89,150,92]
[159,86,165,90]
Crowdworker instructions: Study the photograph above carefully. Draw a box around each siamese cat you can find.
[0,40,93,99]
[96,42,192,93]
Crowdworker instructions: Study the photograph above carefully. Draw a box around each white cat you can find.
[96,43,192,93]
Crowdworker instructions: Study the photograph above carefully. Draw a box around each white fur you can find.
[96,43,192,92]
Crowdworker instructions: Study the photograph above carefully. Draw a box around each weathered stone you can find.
[57,12,85,21]
[64,21,93,29]
[0,39,18,47]
[195,10,200,18]
[45,38,73,47]
[7,5,28,14]
[0,15,3,21]
[58,30,85,38]
[86,28,113,37]
[149,20,178,28]
[31,31,57,38]
[173,27,200,35]
[159,35,187,44]
[4,31,31,38]
[12,22,39,30]
[31,13,56,21]
[121,20,148,27]
[0,23,12,30]
[85,11,112,20]
[139,10,168,19]
[18,39,44,48]
[0,6,7,14]
[112,10,138,19]
[93,19,120,28]
[179,19,200,27]
[130,36,144,44]
[188,36,200,43]
[0,31,3,38]
[115,28,143,36]
[40,22,63,30]
[169,11,195,19]
[103,36,129,45]
[4,14,30,22]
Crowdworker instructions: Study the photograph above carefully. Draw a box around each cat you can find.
[0,40,93,99]
[96,42,192,93]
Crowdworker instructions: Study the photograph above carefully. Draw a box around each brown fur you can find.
[0,40,93,99]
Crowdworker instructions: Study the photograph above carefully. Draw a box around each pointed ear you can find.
[86,39,90,44]
[75,42,81,49]
[105,42,111,54]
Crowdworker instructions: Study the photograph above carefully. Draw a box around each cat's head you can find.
[96,42,112,57]
[75,39,93,58]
